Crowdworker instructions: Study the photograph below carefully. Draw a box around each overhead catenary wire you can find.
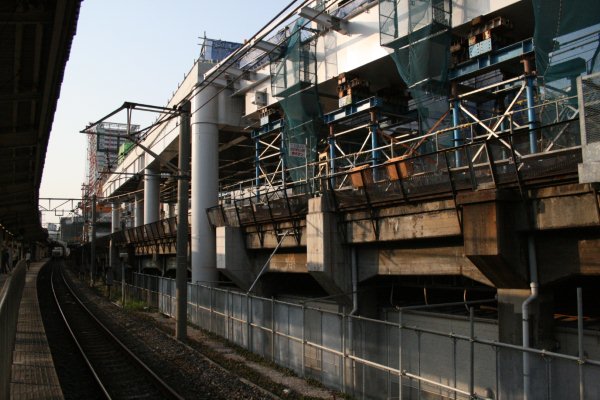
[96,0,351,202]
[183,0,345,116]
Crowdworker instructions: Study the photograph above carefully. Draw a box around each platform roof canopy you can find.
[0,0,81,241]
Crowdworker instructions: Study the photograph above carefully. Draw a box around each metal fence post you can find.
[271,296,275,362]
[246,293,251,350]
[469,307,475,398]
[417,330,422,399]
[341,312,346,394]
[577,287,585,400]
[195,282,199,326]
[302,304,306,378]
[209,285,213,333]
[226,289,230,341]
[453,335,458,400]
[399,311,403,400]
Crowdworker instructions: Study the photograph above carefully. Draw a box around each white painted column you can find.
[111,202,121,233]
[167,203,177,218]
[191,84,219,284]
[134,192,144,227]
[144,166,160,224]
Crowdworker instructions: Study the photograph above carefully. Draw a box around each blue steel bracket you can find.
[322,96,408,125]
[251,119,285,139]
[449,38,534,81]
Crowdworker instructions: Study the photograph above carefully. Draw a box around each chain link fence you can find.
[125,273,600,399]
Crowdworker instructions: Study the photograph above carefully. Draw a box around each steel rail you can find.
[51,265,184,400]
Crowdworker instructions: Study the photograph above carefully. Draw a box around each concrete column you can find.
[111,202,121,233]
[134,192,144,227]
[457,189,528,287]
[496,289,555,399]
[191,84,219,284]
[167,203,177,218]
[144,166,160,224]
[306,196,352,306]
[216,226,253,290]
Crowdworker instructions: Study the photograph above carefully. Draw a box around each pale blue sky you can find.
[40,0,287,225]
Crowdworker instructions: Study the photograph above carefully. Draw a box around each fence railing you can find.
[127,273,600,399]
[0,261,27,399]
[208,94,582,228]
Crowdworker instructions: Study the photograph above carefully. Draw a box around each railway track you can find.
[50,264,184,400]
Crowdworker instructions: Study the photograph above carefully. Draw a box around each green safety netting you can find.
[271,18,321,184]
[533,0,600,97]
[384,0,453,151]
[533,0,600,148]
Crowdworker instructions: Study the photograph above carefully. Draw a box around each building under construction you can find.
[83,1,600,398]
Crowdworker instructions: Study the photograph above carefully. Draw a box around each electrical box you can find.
[253,91,267,107]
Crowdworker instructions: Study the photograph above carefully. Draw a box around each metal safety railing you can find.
[208,96,581,229]
[126,273,600,399]
[0,261,27,399]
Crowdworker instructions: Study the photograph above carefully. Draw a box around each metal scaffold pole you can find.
[176,101,191,341]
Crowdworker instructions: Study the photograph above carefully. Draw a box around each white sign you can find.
[288,143,306,158]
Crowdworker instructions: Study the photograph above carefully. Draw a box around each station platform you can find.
[8,260,64,400]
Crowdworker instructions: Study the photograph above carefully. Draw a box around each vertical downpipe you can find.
[349,247,358,395]
[522,234,539,400]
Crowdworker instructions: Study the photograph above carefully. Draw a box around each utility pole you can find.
[176,101,191,340]
[90,194,97,287]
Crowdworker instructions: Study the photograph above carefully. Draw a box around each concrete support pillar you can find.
[110,202,121,270]
[191,84,219,284]
[134,192,144,227]
[457,189,528,288]
[306,196,352,306]
[144,166,160,224]
[111,202,121,233]
[216,226,253,290]
[167,203,177,219]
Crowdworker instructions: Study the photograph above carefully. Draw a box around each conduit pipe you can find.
[522,235,538,400]
[350,246,358,316]
[348,246,358,396]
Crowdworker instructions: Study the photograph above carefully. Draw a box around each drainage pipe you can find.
[522,235,538,400]
[350,246,358,316]
[348,246,358,395]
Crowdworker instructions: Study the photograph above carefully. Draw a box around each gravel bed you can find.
[63,266,341,400]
